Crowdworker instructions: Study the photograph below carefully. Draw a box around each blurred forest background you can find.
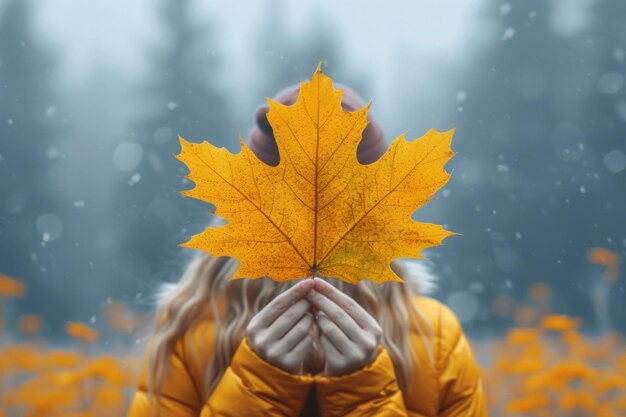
[1,0,625,341]
[3,0,626,415]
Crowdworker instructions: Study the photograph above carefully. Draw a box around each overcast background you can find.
[1,0,624,341]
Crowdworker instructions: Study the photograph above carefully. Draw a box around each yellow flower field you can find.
[0,247,623,417]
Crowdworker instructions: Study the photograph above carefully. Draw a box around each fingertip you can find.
[299,279,314,290]
[313,277,331,292]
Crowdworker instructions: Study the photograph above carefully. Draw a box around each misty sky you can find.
[28,0,483,117]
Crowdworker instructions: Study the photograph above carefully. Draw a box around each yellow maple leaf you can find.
[175,63,457,284]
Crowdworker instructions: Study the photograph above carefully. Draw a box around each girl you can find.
[127,83,488,417]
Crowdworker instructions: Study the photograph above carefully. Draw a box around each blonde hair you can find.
[147,248,435,411]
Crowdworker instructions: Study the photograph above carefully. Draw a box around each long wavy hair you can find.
[146,224,436,411]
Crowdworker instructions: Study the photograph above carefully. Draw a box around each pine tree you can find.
[441,0,604,329]
[584,0,626,330]
[250,1,369,111]
[116,0,232,284]
[0,0,63,320]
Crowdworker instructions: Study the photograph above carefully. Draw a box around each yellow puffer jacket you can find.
[127,295,488,417]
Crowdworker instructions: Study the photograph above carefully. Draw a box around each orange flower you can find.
[0,274,25,297]
[7,386,76,409]
[598,403,621,417]
[45,349,83,368]
[87,355,126,386]
[590,371,626,394]
[50,369,85,387]
[545,360,595,388]
[508,357,544,374]
[587,247,622,282]
[494,357,514,373]
[521,343,545,358]
[557,390,596,412]
[587,247,620,265]
[540,314,581,332]
[617,351,626,375]
[65,321,99,343]
[18,314,43,334]
[95,385,125,406]
[524,374,549,392]
[507,328,541,344]
[505,393,549,413]
[1,344,44,372]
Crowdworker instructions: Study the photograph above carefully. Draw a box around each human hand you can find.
[305,277,382,377]
[245,279,315,374]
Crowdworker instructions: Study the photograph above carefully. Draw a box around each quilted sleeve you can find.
[200,336,314,416]
[126,338,204,417]
[127,336,314,417]
[436,303,489,417]
[314,345,409,417]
